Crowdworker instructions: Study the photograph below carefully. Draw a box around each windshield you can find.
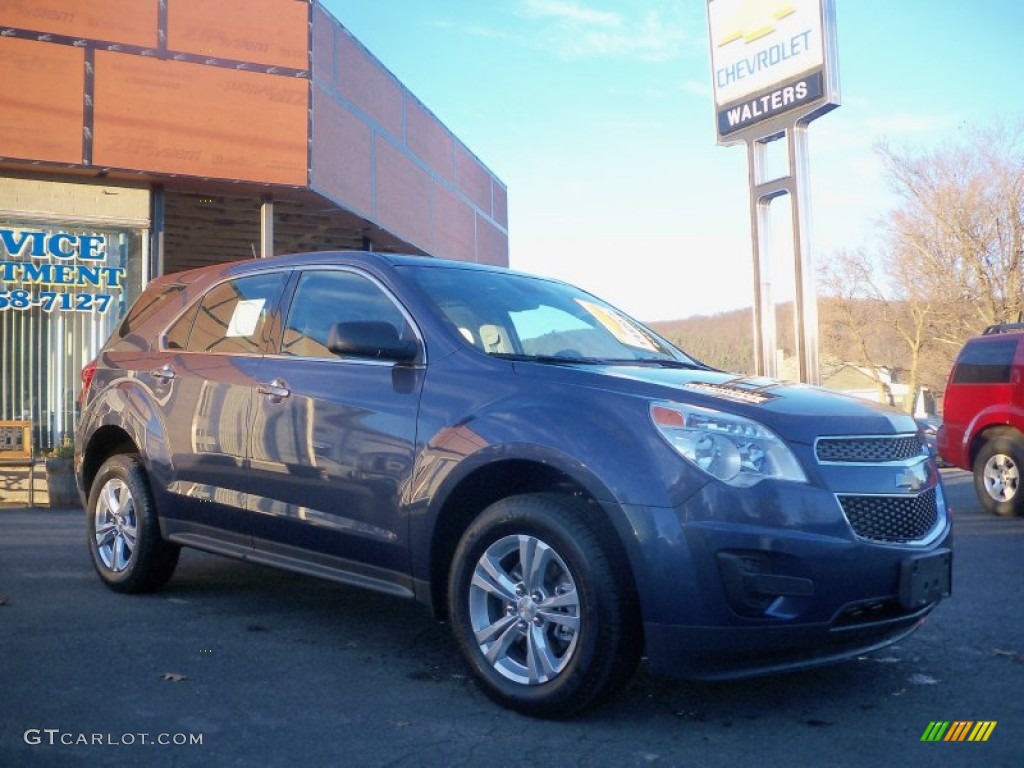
[399,264,699,366]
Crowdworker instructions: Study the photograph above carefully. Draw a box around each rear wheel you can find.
[86,454,180,592]
[973,435,1024,517]
[447,494,640,718]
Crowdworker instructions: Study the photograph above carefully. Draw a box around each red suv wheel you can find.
[973,433,1024,517]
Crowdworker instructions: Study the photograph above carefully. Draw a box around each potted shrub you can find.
[45,440,79,509]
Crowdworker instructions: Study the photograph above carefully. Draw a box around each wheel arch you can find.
[968,423,1024,468]
[78,378,171,503]
[425,458,642,634]
[80,425,140,502]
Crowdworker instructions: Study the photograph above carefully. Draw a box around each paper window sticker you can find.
[226,299,265,338]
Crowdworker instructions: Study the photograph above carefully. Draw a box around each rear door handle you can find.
[258,379,291,401]
[150,365,175,382]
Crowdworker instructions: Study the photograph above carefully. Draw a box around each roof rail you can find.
[982,322,1024,335]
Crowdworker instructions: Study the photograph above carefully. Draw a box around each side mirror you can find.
[327,321,419,363]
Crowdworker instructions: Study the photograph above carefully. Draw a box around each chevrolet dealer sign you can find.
[707,0,839,143]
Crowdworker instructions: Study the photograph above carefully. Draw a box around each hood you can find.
[513,363,917,445]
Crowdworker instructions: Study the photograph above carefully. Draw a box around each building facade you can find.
[0,0,508,452]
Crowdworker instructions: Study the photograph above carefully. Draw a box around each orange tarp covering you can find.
[168,0,308,70]
[0,38,84,164]
[0,0,158,48]
[93,52,308,185]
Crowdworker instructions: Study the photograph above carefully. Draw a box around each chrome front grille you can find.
[837,488,939,543]
[816,435,924,463]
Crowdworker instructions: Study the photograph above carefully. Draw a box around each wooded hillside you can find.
[648,297,960,396]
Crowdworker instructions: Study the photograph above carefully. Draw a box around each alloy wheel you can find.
[93,477,138,572]
[982,453,1019,503]
[467,534,581,685]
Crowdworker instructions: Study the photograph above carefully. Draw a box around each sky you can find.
[319,0,1024,322]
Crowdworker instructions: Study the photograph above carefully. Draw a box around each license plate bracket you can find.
[899,549,952,610]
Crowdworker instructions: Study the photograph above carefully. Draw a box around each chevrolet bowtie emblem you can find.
[716,0,797,47]
[896,463,929,492]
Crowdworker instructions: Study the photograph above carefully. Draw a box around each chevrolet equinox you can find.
[76,251,952,717]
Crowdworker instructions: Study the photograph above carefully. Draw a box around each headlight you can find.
[650,402,807,487]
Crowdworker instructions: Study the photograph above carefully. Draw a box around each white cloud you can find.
[864,112,959,137]
[809,108,962,172]
[680,79,710,98]
[516,0,698,62]
[464,24,521,42]
[520,0,622,27]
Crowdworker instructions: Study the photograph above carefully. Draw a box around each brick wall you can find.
[309,4,508,266]
[0,177,149,224]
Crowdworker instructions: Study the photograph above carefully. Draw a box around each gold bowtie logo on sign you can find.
[717,0,796,47]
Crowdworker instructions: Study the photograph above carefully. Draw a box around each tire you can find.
[86,454,180,592]
[973,434,1024,517]
[447,493,641,718]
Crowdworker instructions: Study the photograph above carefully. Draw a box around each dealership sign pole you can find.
[706,0,839,384]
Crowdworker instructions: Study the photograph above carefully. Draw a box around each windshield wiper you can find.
[604,358,704,369]
[491,353,607,365]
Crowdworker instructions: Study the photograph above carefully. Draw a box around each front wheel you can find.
[973,435,1024,517]
[447,494,640,718]
[86,454,180,592]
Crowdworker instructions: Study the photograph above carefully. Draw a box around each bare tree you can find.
[877,122,1024,345]
[818,248,893,402]
[817,121,1024,409]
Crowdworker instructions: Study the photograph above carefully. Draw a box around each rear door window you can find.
[177,272,286,355]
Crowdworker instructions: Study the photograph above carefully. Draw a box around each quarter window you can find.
[164,302,199,350]
[952,338,1018,384]
[118,283,185,340]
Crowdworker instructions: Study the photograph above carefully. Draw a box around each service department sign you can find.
[0,228,124,314]
[707,0,839,144]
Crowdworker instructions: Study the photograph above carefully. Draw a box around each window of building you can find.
[0,219,147,449]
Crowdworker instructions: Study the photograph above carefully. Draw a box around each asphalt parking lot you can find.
[0,469,1021,767]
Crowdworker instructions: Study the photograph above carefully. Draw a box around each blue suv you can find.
[76,251,952,717]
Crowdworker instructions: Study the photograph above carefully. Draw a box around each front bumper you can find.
[621,474,953,680]
[643,600,937,680]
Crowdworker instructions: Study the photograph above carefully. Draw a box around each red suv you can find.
[938,323,1024,516]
